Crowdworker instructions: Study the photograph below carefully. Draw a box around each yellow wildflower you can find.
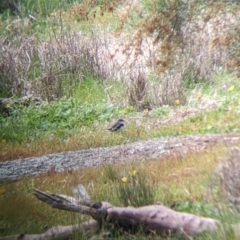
[228,85,234,92]
[50,12,57,17]
[129,106,134,111]
[129,170,137,177]
[175,99,180,105]
[121,109,127,115]
[0,186,6,195]
[5,103,11,109]
[143,109,149,116]
[121,177,127,183]
[196,92,202,99]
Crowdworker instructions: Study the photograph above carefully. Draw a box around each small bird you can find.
[106,119,125,132]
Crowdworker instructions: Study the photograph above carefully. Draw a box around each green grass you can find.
[0,0,82,17]
[72,77,107,103]
[0,98,116,142]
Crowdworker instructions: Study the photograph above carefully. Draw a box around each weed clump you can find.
[104,166,156,207]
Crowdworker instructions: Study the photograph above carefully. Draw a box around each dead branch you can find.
[2,184,240,240]
[0,220,97,240]
[33,188,109,221]
[33,185,220,237]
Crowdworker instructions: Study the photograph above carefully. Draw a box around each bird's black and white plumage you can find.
[106,119,125,131]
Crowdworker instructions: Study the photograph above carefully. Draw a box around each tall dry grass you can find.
[1,0,240,107]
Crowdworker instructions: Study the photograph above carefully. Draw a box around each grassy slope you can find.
[1,74,240,161]
[1,0,240,239]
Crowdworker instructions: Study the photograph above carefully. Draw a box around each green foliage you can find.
[175,201,210,216]
[72,77,106,104]
[0,0,81,17]
[0,97,120,143]
[182,70,207,90]
[152,106,170,117]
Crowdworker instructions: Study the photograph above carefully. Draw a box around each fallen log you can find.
[33,186,219,238]
[1,184,240,240]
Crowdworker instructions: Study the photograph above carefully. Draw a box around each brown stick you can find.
[0,220,97,240]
